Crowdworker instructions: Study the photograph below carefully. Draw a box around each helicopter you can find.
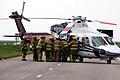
[1,2,120,64]
[0,2,53,43]
[51,16,120,64]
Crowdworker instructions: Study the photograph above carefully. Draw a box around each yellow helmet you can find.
[23,36,26,39]
[72,37,76,40]
[49,36,54,40]
[49,36,53,39]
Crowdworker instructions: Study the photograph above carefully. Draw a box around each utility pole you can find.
[15,33,19,45]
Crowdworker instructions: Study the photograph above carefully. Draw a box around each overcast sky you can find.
[0,0,120,41]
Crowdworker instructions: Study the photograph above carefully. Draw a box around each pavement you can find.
[0,54,120,80]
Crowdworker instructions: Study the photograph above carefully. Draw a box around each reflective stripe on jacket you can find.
[21,40,28,50]
[38,39,45,49]
[54,40,62,50]
[69,40,78,50]
[31,40,37,49]
[45,40,53,50]
[62,40,69,48]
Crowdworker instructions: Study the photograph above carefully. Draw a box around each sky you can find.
[0,0,120,41]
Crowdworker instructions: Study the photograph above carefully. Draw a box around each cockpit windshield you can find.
[92,37,107,47]
[104,37,115,45]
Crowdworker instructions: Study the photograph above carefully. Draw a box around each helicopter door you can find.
[82,37,90,46]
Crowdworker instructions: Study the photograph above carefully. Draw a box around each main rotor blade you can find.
[94,20,117,25]
[22,16,30,22]
[99,21,117,25]
[0,17,71,20]
[0,18,10,20]
[29,17,71,20]
[3,35,21,37]
[21,2,25,16]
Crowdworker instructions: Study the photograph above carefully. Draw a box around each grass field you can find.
[115,42,120,47]
[0,45,22,60]
[0,44,31,60]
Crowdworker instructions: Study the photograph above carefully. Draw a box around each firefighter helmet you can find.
[72,37,76,40]
[23,36,26,39]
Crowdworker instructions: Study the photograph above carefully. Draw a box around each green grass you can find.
[0,45,22,59]
[115,42,120,47]
[0,45,31,60]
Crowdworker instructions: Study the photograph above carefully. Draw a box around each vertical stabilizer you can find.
[9,11,26,39]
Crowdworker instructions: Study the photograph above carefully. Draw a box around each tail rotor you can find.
[21,2,30,22]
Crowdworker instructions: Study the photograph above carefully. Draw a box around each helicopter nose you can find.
[106,51,120,56]
[99,45,120,56]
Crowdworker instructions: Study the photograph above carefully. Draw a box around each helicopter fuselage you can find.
[58,22,120,64]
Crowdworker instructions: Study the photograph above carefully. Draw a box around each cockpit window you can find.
[92,37,107,47]
[92,39,98,47]
[104,37,114,45]
[82,37,90,46]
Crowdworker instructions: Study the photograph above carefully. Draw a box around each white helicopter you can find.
[51,16,120,64]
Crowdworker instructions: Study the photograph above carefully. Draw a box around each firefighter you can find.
[31,36,38,61]
[45,37,54,61]
[37,38,42,61]
[53,37,62,61]
[61,39,69,61]
[37,36,46,61]
[21,36,28,61]
[69,37,79,62]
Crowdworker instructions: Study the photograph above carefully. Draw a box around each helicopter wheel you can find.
[79,56,83,62]
[107,60,111,64]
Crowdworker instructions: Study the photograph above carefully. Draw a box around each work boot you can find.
[38,60,44,62]
[46,59,49,62]
[33,59,38,61]
[22,59,27,61]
